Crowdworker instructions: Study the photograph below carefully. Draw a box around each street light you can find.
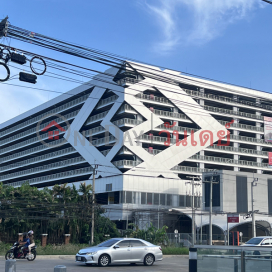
[251,177,258,238]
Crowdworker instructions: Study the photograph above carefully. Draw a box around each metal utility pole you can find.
[91,165,97,245]
[186,176,201,246]
[203,173,219,246]
[251,177,258,238]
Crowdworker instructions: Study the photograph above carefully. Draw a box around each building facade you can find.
[1,61,272,233]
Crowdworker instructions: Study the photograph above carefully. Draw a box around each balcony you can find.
[153,109,190,122]
[96,95,118,109]
[0,156,86,181]
[0,110,79,147]
[184,89,272,112]
[188,154,269,169]
[135,93,172,107]
[116,104,137,115]
[84,111,109,126]
[219,120,263,133]
[0,125,69,155]
[144,145,268,158]
[0,93,90,138]
[204,105,263,121]
[0,146,76,173]
[0,138,68,164]
[112,160,141,168]
[6,166,93,188]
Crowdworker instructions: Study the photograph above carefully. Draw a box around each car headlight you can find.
[86,252,97,255]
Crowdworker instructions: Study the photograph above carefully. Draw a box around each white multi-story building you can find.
[1,61,272,235]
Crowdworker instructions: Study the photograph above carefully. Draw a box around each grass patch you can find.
[0,242,12,255]
[37,243,89,255]
[162,247,189,255]
[0,242,189,256]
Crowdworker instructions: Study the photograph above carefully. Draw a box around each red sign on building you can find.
[269,152,272,166]
[227,214,239,223]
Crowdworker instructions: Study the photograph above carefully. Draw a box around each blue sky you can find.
[0,0,271,123]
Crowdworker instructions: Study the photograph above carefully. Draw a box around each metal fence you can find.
[193,245,272,272]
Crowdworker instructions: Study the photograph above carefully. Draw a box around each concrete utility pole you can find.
[251,177,258,238]
[91,166,97,245]
[186,176,201,247]
[203,173,219,246]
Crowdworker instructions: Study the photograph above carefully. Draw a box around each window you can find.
[126,191,132,204]
[154,193,159,205]
[106,184,112,191]
[204,175,220,207]
[141,192,146,204]
[130,240,146,247]
[236,176,248,213]
[120,191,125,203]
[186,195,191,207]
[98,239,120,247]
[160,194,165,205]
[117,240,130,248]
[147,193,153,205]
[179,195,185,207]
[166,194,172,206]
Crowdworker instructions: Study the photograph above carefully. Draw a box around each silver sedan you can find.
[75,238,163,267]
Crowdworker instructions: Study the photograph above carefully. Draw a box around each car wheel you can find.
[253,251,261,258]
[144,254,155,266]
[98,254,110,267]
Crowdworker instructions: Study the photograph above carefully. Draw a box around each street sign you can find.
[227,214,240,223]
[174,229,178,234]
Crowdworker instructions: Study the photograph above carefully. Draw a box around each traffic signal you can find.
[10,52,27,65]
[19,72,37,84]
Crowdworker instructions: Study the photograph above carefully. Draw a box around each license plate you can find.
[77,257,81,261]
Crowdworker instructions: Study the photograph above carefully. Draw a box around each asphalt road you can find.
[0,255,189,272]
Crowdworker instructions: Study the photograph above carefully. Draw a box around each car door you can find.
[130,240,147,262]
[111,240,131,263]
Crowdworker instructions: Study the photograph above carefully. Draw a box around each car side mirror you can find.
[113,245,120,249]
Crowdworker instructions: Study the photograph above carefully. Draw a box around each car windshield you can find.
[97,239,120,247]
[245,238,263,245]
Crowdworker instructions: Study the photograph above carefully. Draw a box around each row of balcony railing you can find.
[0,156,85,181]
[6,166,93,188]
[218,120,263,132]
[96,95,118,108]
[204,105,263,120]
[0,146,76,172]
[0,110,78,146]
[111,160,213,174]
[0,139,67,163]
[0,93,90,138]
[184,89,272,112]
[135,93,172,105]
[138,133,272,149]
[84,111,109,125]
[117,104,136,114]
[144,143,268,157]
[188,154,269,168]
[0,125,69,155]
[112,160,142,167]
[153,109,188,120]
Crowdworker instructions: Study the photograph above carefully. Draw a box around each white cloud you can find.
[145,0,263,53]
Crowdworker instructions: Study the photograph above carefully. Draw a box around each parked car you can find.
[75,238,163,267]
[241,236,272,257]
[243,236,272,247]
